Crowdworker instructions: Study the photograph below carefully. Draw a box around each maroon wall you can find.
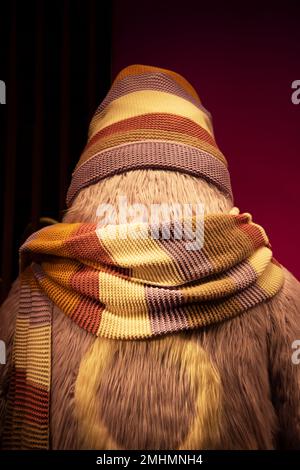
[112,1,300,279]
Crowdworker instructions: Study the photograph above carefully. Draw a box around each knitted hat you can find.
[66,64,232,207]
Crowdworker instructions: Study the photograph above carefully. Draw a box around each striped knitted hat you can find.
[66,64,232,207]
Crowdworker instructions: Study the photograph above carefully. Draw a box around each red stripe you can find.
[239,223,267,250]
[71,296,103,334]
[85,113,218,150]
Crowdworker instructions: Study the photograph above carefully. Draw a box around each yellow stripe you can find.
[113,64,202,104]
[182,276,235,301]
[257,261,284,295]
[97,307,152,339]
[97,271,151,338]
[89,90,213,139]
[96,223,184,285]
[247,246,272,275]
[41,258,79,287]
[40,276,80,316]
[14,320,51,388]
[97,271,149,315]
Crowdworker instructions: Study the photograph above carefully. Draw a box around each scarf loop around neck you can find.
[4,212,284,448]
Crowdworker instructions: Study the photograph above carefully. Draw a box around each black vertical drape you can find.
[0,0,112,303]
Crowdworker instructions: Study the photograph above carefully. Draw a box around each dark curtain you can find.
[0,0,112,303]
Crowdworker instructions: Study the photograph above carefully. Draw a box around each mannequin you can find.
[1,65,299,449]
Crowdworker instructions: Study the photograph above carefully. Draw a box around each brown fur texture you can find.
[62,170,233,224]
[1,170,300,449]
[74,334,222,450]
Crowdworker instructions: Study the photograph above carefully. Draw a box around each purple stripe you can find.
[28,263,53,326]
[235,283,269,309]
[146,285,190,335]
[92,71,212,123]
[227,260,258,291]
[151,241,212,282]
[31,262,47,282]
[66,141,232,207]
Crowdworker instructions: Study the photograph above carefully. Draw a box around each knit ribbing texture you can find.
[66,64,233,206]
[3,212,284,448]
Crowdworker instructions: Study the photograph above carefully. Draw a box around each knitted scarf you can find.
[4,211,284,449]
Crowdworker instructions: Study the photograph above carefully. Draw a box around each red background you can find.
[111,1,300,279]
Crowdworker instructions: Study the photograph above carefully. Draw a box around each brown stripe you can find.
[64,224,129,274]
[85,113,218,152]
[239,222,267,250]
[3,367,50,448]
[202,216,254,273]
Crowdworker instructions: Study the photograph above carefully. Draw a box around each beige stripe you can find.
[247,247,272,275]
[96,224,184,285]
[97,307,152,339]
[89,90,213,138]
[256,261,284,295]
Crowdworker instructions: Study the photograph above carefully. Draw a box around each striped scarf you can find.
[4,212,284,449]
